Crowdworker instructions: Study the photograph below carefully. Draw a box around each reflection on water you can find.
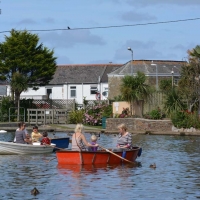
[0,132,199,199]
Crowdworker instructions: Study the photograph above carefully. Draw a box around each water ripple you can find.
[0,132,199,199]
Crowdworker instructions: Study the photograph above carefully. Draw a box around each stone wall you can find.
[105,118,172,133]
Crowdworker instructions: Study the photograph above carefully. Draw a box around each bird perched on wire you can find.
[68,26,70,29]
[31,187,40,196]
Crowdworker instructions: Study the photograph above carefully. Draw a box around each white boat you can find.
[0,130,7,133]
[0,141,56,155]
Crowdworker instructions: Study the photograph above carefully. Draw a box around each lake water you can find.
[0,132,199,200]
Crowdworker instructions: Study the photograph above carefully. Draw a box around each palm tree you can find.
[164,89,186,117]
[120,71,152,116]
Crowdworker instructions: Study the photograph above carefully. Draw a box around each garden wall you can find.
[106,118,172,133]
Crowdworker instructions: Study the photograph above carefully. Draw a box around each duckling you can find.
[31,187,39,196]
[149,163,156,169]
[97,132,100,137]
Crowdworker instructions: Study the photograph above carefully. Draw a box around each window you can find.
[70,86,76,97]
[90,86,98,95]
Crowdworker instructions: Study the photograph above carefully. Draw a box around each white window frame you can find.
[70,86,76,98]
[90,86,98,95]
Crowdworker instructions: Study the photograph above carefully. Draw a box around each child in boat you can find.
[90,135,98,152]
[41,131,51,145]
[31,126,42,142]
[71,123,98,151]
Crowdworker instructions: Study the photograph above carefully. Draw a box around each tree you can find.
[0,29,57,120]
[178,45,200,113]
[120,71,152,116]
[163,89,186,116]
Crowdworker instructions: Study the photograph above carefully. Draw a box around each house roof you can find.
[49,64,122,84]
[108,60,186,76]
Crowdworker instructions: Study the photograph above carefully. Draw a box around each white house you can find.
[20,64,122,104]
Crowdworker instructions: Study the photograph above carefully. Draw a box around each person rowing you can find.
[116,123,132,150]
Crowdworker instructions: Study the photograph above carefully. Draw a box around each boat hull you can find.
[0,141,54,155]
[51,137,70,150]
[56,147,140,165]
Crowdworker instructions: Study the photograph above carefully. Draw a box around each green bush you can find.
[102,104,112,117]
[149,109,161,119]
[147,107,165,119]
[69,109,84,124]
[171,111,200,128]
[0,97,15,122]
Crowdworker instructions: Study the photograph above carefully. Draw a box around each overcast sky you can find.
[0,0,200,64]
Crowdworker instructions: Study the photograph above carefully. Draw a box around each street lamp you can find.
[171,67,174,88]
[127,47,133,76]
[151,61,158,90]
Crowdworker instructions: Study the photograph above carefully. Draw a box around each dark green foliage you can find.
[0,29,57,105]
[0,97,15,121]
[144,107,165,120]
[120,72,153,115]
[164,89,186,117]
[171,111,200,128]
[159,79,172,93]
[149,109,162,119]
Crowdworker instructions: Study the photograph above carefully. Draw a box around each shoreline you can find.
[1,124,200,136]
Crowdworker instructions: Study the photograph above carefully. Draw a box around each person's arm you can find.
[81,134,98,147]
[24,129,28,134]
[121,133,132,148]
[117,133,132,148]
[23,132,27,142]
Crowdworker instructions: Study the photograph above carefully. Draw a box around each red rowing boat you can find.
[56,146,141,165]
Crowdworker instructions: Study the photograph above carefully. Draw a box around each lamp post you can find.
[127,47,133,76]
[151,62,158,90]
[171,68,174,88]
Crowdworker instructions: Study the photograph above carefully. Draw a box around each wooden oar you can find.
[99,145,135,164]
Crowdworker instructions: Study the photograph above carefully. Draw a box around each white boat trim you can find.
[0,130,7,133]
[0,141,55,155]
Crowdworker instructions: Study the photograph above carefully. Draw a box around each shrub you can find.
[83,103,112,125]
[171,110,200,128]
[149,109,162,119]
[69,109,84,124]
[144,107,165,120]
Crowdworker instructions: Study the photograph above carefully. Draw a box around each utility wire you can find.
[0,17,200,34]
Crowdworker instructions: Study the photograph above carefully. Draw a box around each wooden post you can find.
[36,109,38,126]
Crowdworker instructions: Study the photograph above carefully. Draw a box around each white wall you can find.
[9,82,109,103]
[21,87,46,99]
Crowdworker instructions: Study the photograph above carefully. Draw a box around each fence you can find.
[32,99,75,110]
[143,91,165,114]
[27,109,69,125]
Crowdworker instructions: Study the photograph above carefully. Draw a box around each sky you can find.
[0,0,200,65]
